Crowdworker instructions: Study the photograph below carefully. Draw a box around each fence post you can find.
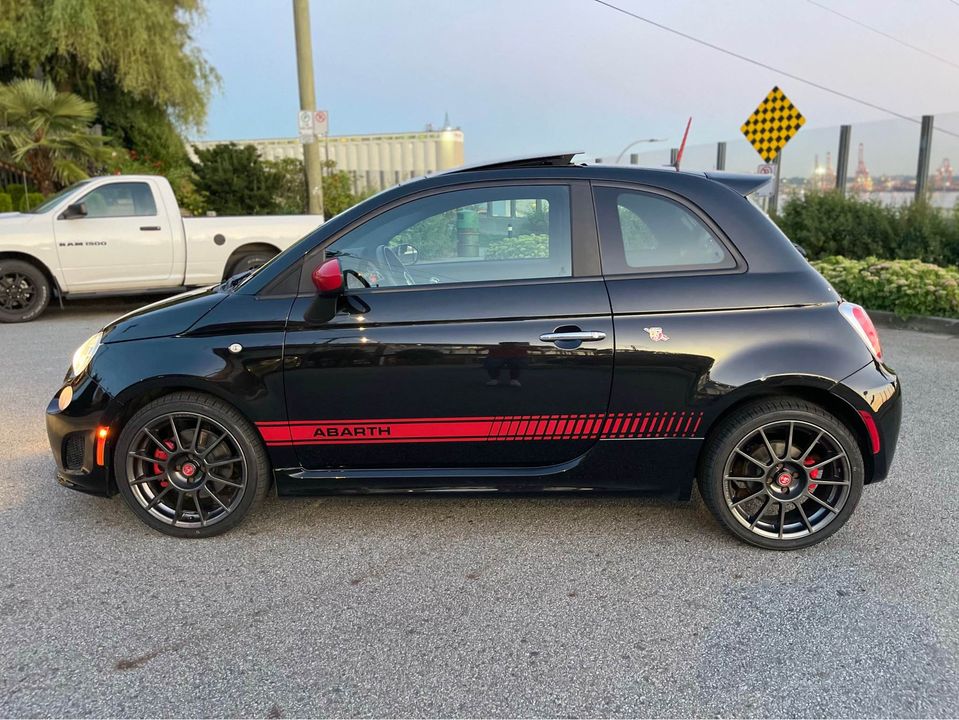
[915,115,934,202]
[716,142,726,171]
[836,125,851,195]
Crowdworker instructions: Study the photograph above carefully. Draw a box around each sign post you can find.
[740,86,805,215]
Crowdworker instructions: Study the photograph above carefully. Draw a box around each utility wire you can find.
[591,0,959,139]
[807,0,959,71]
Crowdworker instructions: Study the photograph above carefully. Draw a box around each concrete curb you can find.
[868,309,959,336]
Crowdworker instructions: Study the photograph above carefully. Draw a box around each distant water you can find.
[858,191,957,210]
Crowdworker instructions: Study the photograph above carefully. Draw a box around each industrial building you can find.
[189,119,465,194]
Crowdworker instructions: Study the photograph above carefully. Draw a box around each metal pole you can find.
[293,0,324,216]
[629,153,639,165]
[836,125,851,195]
[716,142,726,171]
[768,152,783,215]
[915,114,934,202]
[669,147,679,166]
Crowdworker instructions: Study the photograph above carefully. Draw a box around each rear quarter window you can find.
[595,186,737,274]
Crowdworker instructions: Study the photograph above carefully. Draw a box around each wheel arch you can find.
[106,378,272,492]
[0,250,62,296]
[696,377,876,485]
[222,242,281,279]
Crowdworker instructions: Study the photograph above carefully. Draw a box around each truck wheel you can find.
[226,250,275,279]
[0,259,50,323]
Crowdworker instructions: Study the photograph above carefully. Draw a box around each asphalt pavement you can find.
[1,300,957,718]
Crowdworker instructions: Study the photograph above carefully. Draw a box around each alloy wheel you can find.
[125,412,249,529]
[721,420,851,541]
[0,272,36,312]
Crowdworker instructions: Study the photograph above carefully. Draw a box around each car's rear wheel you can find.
[0,259,50,323]
[114,392,270,538]
[699,398,864,550]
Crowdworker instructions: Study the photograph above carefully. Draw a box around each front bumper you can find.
[45,375,116,496]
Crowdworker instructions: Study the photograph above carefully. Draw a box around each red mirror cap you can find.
[312,258,343,295]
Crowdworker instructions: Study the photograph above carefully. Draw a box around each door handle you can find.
[539,331,606,343]
[139,226,161,231]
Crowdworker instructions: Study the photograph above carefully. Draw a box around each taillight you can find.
[839,302,882,360]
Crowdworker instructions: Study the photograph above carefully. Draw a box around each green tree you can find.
[191,143,280,216]
[0,78,109,194]
[0,0,217,129]
[265,157,308,214]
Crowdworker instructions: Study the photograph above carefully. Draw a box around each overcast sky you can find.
[194,0,959,175]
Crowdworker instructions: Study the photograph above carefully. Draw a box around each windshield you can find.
[24,180,92,214]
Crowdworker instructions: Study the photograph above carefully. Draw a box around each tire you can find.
[0,259,50,323]
[113,391,270,538]
[698,397,865,550]
[225,250,275,279]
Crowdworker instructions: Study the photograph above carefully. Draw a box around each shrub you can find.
[5,184,27,208]
[485,234,549,260]
[18,193,45,211]
[775,192,959,266]
[811,256,959,319]
[0,193,12,212]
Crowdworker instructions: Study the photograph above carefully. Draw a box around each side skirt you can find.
[271,438,701,498]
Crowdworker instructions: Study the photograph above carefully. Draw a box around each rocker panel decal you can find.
[257,412,704,447]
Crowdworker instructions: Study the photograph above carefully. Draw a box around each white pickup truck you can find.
[0,174,323,322]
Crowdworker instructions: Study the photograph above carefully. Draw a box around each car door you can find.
[54,180,174,291]
[278,180,614,472]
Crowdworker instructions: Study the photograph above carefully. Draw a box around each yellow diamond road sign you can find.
[740,86,806,163]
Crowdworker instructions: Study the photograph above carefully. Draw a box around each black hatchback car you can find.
[46,153,901,549]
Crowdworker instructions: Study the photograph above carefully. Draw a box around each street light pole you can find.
[293,0,324,216]
[614,137,667,164]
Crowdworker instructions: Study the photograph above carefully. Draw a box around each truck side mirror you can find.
[61,203,87,220]
[305,258,344,325]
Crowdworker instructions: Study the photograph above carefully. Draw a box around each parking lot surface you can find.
[1,300,957,718]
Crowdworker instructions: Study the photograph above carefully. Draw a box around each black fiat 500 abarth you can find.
[46,153,901,549]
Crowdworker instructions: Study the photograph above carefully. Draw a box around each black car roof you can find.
[434,152,770,197]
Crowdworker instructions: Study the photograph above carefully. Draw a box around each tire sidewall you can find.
[114,396,267,538]
[704,405,865,550]
[0,260,50,323]
[228,252,273,278]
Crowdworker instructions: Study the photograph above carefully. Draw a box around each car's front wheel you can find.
[699,398,864,550]
[114,392,270,538]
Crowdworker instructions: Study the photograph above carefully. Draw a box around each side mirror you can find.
[61,202,87,220]
[305,257,344,326]
[311,257,344,296]
[394,243,419,265]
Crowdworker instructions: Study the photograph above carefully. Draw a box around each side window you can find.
[595,187,735,273]
[78,182,157,218]
[325,185,571,288]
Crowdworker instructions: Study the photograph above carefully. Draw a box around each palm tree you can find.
[0,79,109,195]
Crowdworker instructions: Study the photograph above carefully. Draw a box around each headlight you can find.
[71,332,102,376]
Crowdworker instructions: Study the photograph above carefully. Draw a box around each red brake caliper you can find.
[153,440,176,487]
[804,456,821,491]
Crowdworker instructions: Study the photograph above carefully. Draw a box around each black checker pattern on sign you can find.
[740,86,806,162]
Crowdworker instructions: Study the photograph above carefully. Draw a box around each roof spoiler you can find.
[704,171,772,197]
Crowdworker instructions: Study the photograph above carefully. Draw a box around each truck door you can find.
[53,180,175,291]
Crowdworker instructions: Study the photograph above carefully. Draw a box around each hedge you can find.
[485,234,548,260]
[775,192,959,267]
[0,193,12,213]
[811,256,959,319]
[18,192,45,211]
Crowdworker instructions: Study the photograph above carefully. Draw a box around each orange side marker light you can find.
[95,426,109,466]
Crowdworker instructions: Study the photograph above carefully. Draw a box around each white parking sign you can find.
[755,163,776,197]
